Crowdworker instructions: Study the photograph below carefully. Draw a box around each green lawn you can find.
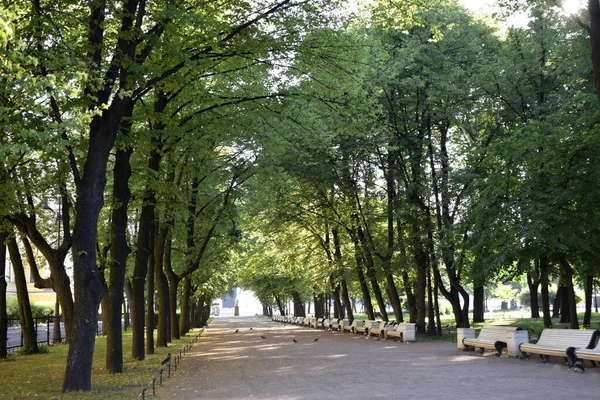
[0,329,202,399]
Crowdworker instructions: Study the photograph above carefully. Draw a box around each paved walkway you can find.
[156,316,599,399]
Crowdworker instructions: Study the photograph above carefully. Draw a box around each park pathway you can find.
[156,316,599,399]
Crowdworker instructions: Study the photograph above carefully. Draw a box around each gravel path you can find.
[156,316,599,399]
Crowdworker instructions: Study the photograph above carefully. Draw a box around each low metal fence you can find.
[4,316,104,353]
[136,326,206,400]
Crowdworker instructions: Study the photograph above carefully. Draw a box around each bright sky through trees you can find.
[460,0,585,15]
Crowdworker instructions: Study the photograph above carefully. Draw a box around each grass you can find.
[0,328,203,399]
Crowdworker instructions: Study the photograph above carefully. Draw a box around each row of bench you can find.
[271,315,417,343]
[458,325,600,371]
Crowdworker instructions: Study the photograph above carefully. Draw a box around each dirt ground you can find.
[156,316,600,399]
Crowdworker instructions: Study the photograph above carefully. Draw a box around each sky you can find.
[459,0,586,15]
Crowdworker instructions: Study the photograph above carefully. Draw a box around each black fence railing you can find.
[4,316,104,353]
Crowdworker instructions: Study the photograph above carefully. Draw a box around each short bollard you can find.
[152,377,156,395]
[159,369,163,385]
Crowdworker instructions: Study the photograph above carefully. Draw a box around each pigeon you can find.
[234,329,239,333]
[293,338,298,343]
[313,338,319,342]
[161,353,171,365]
[260,335,266,339]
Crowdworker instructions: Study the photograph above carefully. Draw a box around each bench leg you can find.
[494,341,507,357]
[566,347,585,372]
[540,355,549,364]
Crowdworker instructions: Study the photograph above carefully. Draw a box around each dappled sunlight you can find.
[257,346,283,351]
[315,354,347,359]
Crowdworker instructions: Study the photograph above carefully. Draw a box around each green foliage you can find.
[5,297,53,318]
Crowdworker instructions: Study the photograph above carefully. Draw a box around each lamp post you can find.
[42,201,61,343]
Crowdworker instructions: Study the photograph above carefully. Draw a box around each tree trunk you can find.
[553,286,563,319]
[131,148,161,360]
[106,146,132,373]
[179,277,192,336]
[332,227,353,322]
[356,224,388,321]
[275,295,285,316]
[351,235,374,320]
[314,293,326,319]
[146,229,155,355]
[340,279,353,323]
[583,273,593,327]
[8,236,37,353]
[328,277,344,319]
[588,0,600,105]
[426,266,437,334]
[154,221,169,348]
[527,271,541,319]
[399,273,413,323]
[165,236,181,340]
[540,256,552,327]
[472,285,485,323]
[0,231,7,359]
[292,291,305,317]
[559,258,579,329]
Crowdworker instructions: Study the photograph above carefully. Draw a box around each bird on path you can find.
[313,338,319,342]
[293,338,298,343]
[234,329,239,333]
[261,335,266,339]
[161,353,171,365]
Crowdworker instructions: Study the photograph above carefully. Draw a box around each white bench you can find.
[343,320,364,333]
[519,328,598,363]
[368,321,389,338]
[311,318,324,329]
[461,326,527,357]
[355,320,377,335]
[566,331,600,371]
[385,322,417,342]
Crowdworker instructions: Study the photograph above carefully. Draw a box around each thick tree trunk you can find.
[154,222,169,348]
[426,266,437,334]
[402,272,415,323]
[0,231,7,359]
[583,273,593,327]
[106,146,132,373]
[291,291,305,317]
[131,149,161,360]
[146,231,155,355]
[351,235,374,320]
[553,286,563,319]
[275,295,285,316]
[314,293,326,319]
[165,237,181,340]
[332,227,353,322]
[472,285,485,323]
[540,256,552,327]
[588,0,600,105]
[356,225,388,321]
[179,277,192,336]
[7,236,37,353]
[527,272,541,319]
[329,280,344,320]
[559,258,579,329]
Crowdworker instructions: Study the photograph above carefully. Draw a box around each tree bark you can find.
[583,273,593,327]
[559,258,579,329]
[472,285,485,323]
[154,221,170,348]
[106,145,132,373]
[540,256,552,327]
[7,235,37,353]
[0,231,7,359]
[527,271,541,319]
[146,225,156,355]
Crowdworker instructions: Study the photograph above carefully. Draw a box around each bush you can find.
[6,297,54,318]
